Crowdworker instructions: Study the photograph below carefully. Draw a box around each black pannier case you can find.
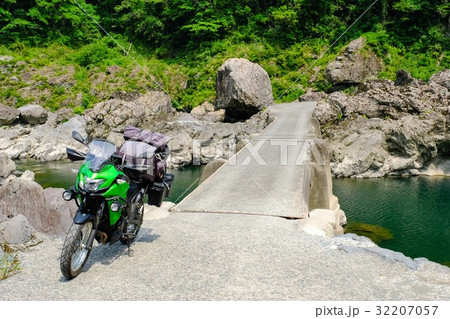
[148,174,174,207]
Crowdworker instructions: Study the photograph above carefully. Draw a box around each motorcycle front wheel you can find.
[60,221,93,279]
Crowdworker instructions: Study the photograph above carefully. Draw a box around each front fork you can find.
[73,201,105,251]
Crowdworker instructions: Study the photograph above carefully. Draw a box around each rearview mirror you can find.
[72,131,87,145]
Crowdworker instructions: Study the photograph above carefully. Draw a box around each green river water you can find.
[14,160,450,265]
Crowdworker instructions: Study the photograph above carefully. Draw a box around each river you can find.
[14,160,450,265]
[14,160,204,204]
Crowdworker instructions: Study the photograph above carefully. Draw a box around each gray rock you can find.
[135,91,174,116]
[299,89,328,102]
[20,170,35,182]
[338,245,423,270]
[85,91,175,138]
[429,69,450,90]
[191,102,215,117]
[216,58,273,119]
[203,110,226,123]
[107,131,125,147]
[198,159,227,185]
[0,55,14,62]
[0,104,20,126]
[0,174,47,229]
[23,115,88,161]
[43,188,77,235]
[0,173,75,235]
[325,37,383,87]
[106,65,121,75]
[191,102,226,123]
[167,131,193,167]
[4,214,33,245]
[395,69,415,86]
[19,104,48,125]
[0,151,15,179]
[110,91,141,101]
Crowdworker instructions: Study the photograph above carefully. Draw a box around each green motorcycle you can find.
[60,130,173,279]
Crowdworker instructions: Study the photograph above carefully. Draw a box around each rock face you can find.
[18,104,48,125]
[216,58,274,119]
[0,151,15,180]
[0,158,75,236]
[325,37,383,89]
[0,104,20,126]
[43,188,77,235]
[430,69,450,90]
[85,91,176,138]
[150,111,271,168]
[0,113,87,161]
[314,69,450,178]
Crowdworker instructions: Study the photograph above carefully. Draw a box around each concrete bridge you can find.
[173,101,346,236]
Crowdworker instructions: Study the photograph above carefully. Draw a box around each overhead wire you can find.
[273,0,379,105]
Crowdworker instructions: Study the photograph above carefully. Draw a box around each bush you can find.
[0,243,21,280]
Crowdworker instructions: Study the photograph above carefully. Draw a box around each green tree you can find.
[0,0,99,45]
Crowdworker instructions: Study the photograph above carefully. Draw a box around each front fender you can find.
[73,210,95,225]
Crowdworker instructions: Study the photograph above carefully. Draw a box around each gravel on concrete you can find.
[1,209,449,301]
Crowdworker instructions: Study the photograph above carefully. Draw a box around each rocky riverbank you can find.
[0,58,273,169]
[304,37,450,178]
[0,57,275,252]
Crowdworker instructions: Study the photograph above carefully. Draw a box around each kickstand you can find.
[127,239,134,257]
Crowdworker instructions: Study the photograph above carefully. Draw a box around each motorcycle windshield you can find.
[85,139,117,172]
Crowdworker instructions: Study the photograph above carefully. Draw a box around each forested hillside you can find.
[0,0,448,111]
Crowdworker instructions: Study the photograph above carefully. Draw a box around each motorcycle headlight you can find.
[83,177,105,192]
[62,190,74,201]
[110,201,121,212]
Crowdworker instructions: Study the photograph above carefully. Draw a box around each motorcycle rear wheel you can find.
[60,221,93,279]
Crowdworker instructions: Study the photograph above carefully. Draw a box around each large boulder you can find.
[325,37,383,89]
[0,105,20,126]
[0,173,48,228]
[18,104,48,125]
[43,188,77,235]
[3,214,33,245]
[0,172,74,235]
[216,58,273,120]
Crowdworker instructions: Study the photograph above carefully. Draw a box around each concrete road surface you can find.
[173,102,317,218]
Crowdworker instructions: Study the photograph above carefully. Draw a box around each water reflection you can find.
[333,176,450,264]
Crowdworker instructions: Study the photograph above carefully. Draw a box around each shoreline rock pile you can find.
[0,151,76,249]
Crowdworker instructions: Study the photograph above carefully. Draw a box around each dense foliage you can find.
[1,1,448,49]
[0,0,448,110]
